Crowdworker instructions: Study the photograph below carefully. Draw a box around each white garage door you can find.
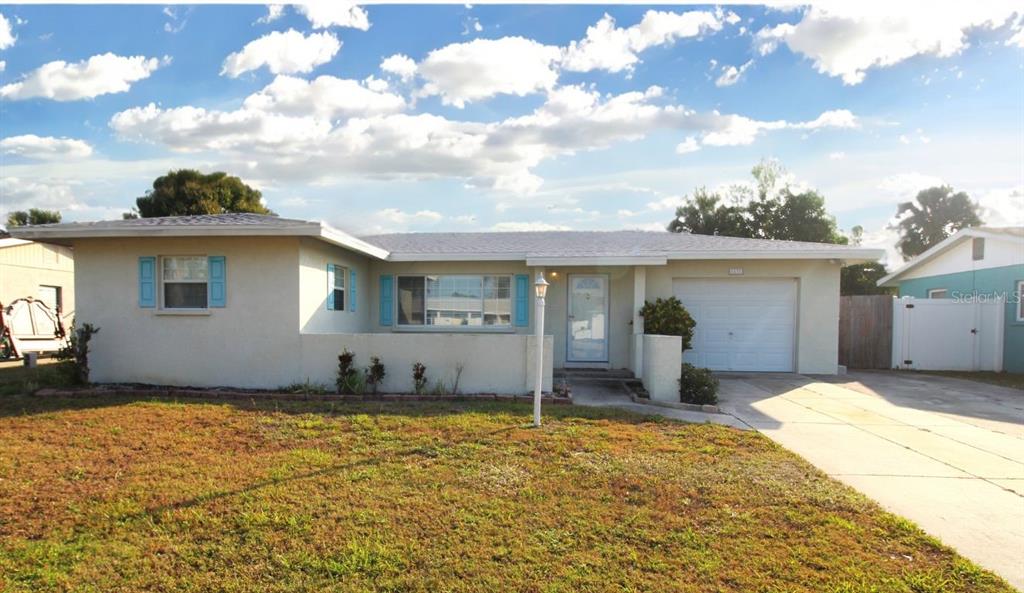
[673,279,796,372]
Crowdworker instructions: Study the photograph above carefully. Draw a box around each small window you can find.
[39,285,62,312]
[927,288,948,299]
[162,256,208,309]
[330,265,346,311]
[972,237,985,261]
[1017,281,1023,322]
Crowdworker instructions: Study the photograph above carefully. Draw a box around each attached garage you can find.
[673,278,797,372]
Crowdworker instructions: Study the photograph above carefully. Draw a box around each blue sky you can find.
[0,3,1021,263]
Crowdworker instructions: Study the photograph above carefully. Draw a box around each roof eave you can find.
[318,224,389,260]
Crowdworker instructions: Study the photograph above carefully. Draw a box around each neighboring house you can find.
[0,235,75,319]
[878,227,1024,373]
[11,214,882,393]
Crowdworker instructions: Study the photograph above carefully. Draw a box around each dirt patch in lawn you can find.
[0,395,1013,592]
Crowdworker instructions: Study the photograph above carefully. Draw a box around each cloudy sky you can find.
[0,2,1021,263]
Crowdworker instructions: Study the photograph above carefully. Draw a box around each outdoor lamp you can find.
[533,273,549,427]
[534,274,549,299]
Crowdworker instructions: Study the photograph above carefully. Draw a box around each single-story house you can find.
[0,235,75,318]
[11,214,882,395]
[878,227,1023,373]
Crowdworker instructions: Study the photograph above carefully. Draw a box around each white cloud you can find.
[295,3,370,31]
[0,177,81,212]
[1008,27,1024,47]
[645,196,682,211]
[255,5,285,25]
[380,53,417,82]
[878,172,945,198]
[242,74,405,119]
[0,12,15,49]
[0,53,162,101]
[754,5,1022,84]
[376,208,443,224]
[715,59,753,87]
[829,151,846,160]
[491,221,572,232]
[791,109,859,130]
[976,186,1024,227]
[417,37,561,107]
[0,61,5,73]
[561,10,724,73]
[221,29,340,78]
[453,214,477,225]
[0,134,93,160]
[675,136,700,154]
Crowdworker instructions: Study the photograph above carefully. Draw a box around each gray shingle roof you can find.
[360,230,868,259]
[25,213,310,230]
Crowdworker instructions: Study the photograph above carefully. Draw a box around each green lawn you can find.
[0,387,1015,591]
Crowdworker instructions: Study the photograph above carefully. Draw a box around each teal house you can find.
[879,227,1023,373]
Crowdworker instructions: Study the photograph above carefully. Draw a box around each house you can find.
[10,214,882,394]
[878,227,1024,373]
[0,234,75,319]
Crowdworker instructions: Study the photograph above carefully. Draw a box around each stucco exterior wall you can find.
[73,237,302,388]
[299,333,553,394]
[898,265,1024,373]
[642,334,682,402]
[298,238,372,334]
[0,241,75,317]
[645,259,842,374]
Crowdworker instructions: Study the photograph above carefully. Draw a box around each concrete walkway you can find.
[716,372,1024,590]
[570,378,747,429]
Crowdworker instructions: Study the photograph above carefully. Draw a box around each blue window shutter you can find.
[515,274,529,327]
[379,275,393,326]
[138,256,156,308]
[350,269,357,312]
[326,264,335,310]
[208,256,226,307]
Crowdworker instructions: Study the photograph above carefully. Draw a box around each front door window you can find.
[568,275,608,362]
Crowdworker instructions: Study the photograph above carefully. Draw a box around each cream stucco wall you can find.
[642,334,682,402]
[0,241,75,317]
[298,238,372,334]
[645,259,842,374]
[73,237,302,388]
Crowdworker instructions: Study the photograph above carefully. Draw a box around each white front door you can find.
[567,274,609,362]
[673,278,797,372]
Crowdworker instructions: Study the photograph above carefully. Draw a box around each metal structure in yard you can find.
[0,297,68,360]
[838,295,893,370]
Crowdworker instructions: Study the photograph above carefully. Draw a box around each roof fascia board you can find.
[525,256,667,266]
[664,249,884,261]
[877,232,968,286]
[318,224,390,260]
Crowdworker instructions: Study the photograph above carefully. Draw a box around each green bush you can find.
[679,363,718,405]
[412,362,428,395]
[365,356,386,395]
[56,323,100,385]
[336,349,361,395]
[639,297,695,351]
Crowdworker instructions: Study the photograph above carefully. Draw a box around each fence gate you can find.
[838,295,893,369]
[891,298,1005,371]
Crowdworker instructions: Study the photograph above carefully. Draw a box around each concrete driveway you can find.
[717,371,1024,589]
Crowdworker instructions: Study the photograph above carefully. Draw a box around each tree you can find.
[6,208,62,227]
[841,263,893,296]
[667,187,749,236]
[893,186,981,259]
[131,170,273,218]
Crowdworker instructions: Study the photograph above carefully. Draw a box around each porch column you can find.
[632,266,646,374]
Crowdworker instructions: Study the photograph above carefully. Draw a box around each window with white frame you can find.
[927,288,948,299]
[330,265,346,311]
[162,256,208,309]
[1017,280,1023,322]
[397,274,512,327]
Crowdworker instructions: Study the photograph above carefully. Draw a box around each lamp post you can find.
[533,273,549,428]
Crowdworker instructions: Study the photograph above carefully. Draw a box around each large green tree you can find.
[893,186,982,259]
[667,187,749,236]
[6,208,62,227]
[130,170,273,218]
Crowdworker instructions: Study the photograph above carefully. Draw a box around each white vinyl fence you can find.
[891,297,1005,371]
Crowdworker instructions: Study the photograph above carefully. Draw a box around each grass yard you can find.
[0,391,1014,593]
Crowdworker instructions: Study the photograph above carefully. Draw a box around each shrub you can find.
[639,297,696,351]
[281,379,329,395]
[336,349,360,394]
[679,363,718,405]
[412,362,427,395]
[365,356,386,395]
[56,323,99,385]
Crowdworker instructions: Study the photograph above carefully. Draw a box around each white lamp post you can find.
[533,273,549,428]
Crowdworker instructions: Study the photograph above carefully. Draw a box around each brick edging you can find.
[32,386,573,405]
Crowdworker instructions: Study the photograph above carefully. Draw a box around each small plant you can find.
[336,349,360,395]
[430,379,448,396]
[449,362,465,395]
[365,356,386,395]
[679,363,718,405]
[56,323,100,385]
[412,362,428,395]
[639,297,696,351]
[282,379,329,395]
